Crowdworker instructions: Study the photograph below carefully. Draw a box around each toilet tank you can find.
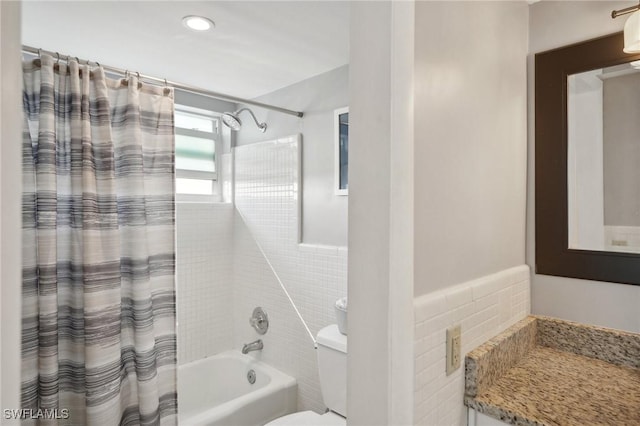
[316,324,347,418]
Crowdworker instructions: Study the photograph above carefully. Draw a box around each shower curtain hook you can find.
[55,52,60,64]
[136,71,140,80]
[164,78,168,87]
[75,56,80,64]
[37,48,41,58]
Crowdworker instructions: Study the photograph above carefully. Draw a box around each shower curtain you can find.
[21,54,177,426]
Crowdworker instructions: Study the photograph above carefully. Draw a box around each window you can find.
[174,105,221,200]
[334,107,349,195]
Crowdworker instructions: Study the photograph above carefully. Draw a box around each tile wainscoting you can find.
[414,265,530,425]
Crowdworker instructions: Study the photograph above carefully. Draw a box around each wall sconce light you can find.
[612,1,640,53]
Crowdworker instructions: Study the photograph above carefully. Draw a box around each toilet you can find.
[266,324,347,426]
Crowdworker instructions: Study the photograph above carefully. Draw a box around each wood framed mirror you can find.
[536,32,640,285]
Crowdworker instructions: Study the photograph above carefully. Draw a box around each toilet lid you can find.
[266,410,346,426]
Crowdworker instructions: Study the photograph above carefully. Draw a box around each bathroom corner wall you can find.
[233,137,348,413]
[176,202,235,364]
[413,266,530,426]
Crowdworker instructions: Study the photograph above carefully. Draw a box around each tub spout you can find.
[242,339,264,354]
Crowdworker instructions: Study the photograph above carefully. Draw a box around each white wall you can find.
[528,0,640,333]
[411,2,529,424]
[1,1,23,421]
[235,66,349,247]
[348,2,392,424]
[414,1,529,297]
[388,2,416,424]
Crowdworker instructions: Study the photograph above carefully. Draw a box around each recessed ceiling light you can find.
[182,15,215,32]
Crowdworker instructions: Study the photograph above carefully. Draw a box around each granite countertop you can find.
[464,316,640,426]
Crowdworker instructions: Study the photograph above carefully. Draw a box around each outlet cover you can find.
[446,324,461,375]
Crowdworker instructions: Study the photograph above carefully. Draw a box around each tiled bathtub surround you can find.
[233,136,348,413]
[176,202,235,364]
[413,265,530,426]
[465,316,640,426]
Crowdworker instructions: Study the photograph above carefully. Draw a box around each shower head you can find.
[221,108,267,133]
[221,112,241,131]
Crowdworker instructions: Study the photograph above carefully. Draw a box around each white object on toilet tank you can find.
[316,324,347,418]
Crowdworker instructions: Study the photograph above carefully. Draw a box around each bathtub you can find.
[178,350,297,426]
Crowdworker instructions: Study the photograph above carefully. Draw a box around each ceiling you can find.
[21,1,350,100]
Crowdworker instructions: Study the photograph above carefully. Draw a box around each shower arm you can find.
[236,108,268,132]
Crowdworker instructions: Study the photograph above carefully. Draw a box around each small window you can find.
[334,107,349,195]
[174,106,220,200]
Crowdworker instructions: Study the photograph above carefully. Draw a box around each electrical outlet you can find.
[446,325,461,375]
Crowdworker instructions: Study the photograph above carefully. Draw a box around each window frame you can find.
[334,106,349,196]
[174,105,222,202]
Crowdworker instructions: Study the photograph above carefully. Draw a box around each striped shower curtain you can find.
[21,54,177,426]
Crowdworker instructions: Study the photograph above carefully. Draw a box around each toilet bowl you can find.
[265,325,347,426]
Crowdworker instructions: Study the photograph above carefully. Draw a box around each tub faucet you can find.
[242,339,264,354]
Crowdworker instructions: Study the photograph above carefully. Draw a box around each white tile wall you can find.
[220,153,233,203]
[413,265,530,426]
[233,136,348,413]
[176,202,235,365]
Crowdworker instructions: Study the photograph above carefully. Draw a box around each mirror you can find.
[568,63,640,254]
[536,32,640,285]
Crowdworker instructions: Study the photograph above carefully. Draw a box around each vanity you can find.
[464,316,640,426]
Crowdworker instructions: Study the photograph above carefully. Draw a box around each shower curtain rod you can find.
[21,45,304,118]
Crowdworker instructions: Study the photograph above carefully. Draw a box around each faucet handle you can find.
[250,316,263,327]
[249,307,269,335]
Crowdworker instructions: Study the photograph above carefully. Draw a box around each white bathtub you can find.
[178,350,297,426]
